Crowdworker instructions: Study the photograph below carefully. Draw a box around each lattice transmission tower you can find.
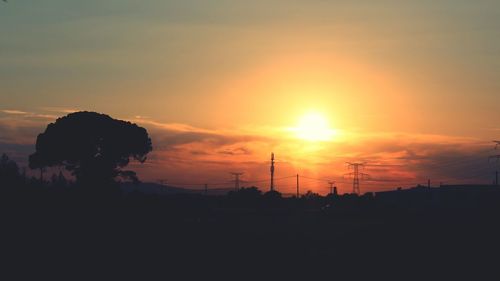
[345,162,370,195]
[230,172,244,191]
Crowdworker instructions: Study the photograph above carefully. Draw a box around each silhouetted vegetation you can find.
[0,153,22,187]
[1,152,500,278]
[29,111,152,188]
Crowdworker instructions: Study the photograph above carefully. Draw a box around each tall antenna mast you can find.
[270,152,275,191]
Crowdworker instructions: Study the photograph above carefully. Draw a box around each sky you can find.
[1,0,500,194]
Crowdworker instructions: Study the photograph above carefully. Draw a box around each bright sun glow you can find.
[293,112,336,141]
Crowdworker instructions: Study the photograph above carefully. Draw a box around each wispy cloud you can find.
[1,109,58,120]
[41,107,79,114]
[129,117,272,151]
[2,110,29,115]
[126,117,497,192]
[0,109,62,145]
[1,112,497,193]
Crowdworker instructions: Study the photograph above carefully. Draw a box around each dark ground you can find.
[1,186,500,280]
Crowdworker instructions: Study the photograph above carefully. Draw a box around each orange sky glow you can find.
[1,1,499,194]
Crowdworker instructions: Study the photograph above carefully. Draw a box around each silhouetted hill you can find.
[121,182,195,195]
[120,182,234,195]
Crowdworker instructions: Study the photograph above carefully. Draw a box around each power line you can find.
[300,176,330,182]
[394,148,492,168]
[241,175,296,184]
[152,144,500,192]
[157,175,297,188]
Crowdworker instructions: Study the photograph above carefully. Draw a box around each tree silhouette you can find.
[263,190,282,200]
[0,153,21,187]
[228,186,262,199]
[29,111,152,188]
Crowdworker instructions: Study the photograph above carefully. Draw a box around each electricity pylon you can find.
[230,172,244,191]
[345,162,370,195]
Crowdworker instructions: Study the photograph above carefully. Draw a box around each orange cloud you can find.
[128,117,496,194]
[0,111,496,195]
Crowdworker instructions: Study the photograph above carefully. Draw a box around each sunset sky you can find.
[1,1,499,194]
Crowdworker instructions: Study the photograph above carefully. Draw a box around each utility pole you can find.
[270,153,275,192]
[345,162,370,195]
[296,174,299,197]
[489,155,500,186]
[328,181,336,195]
[230,172,244,191]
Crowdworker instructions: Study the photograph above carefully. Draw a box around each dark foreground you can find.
[1,186,500,279]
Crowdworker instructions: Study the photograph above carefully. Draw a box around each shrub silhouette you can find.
[302,190,321,199]
[29,111,152,188]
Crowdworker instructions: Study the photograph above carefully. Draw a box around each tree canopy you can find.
[29,111,152,187]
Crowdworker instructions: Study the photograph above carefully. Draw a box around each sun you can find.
[292,112,336,141]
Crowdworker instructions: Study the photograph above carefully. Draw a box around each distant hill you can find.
[120,182,234,196]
